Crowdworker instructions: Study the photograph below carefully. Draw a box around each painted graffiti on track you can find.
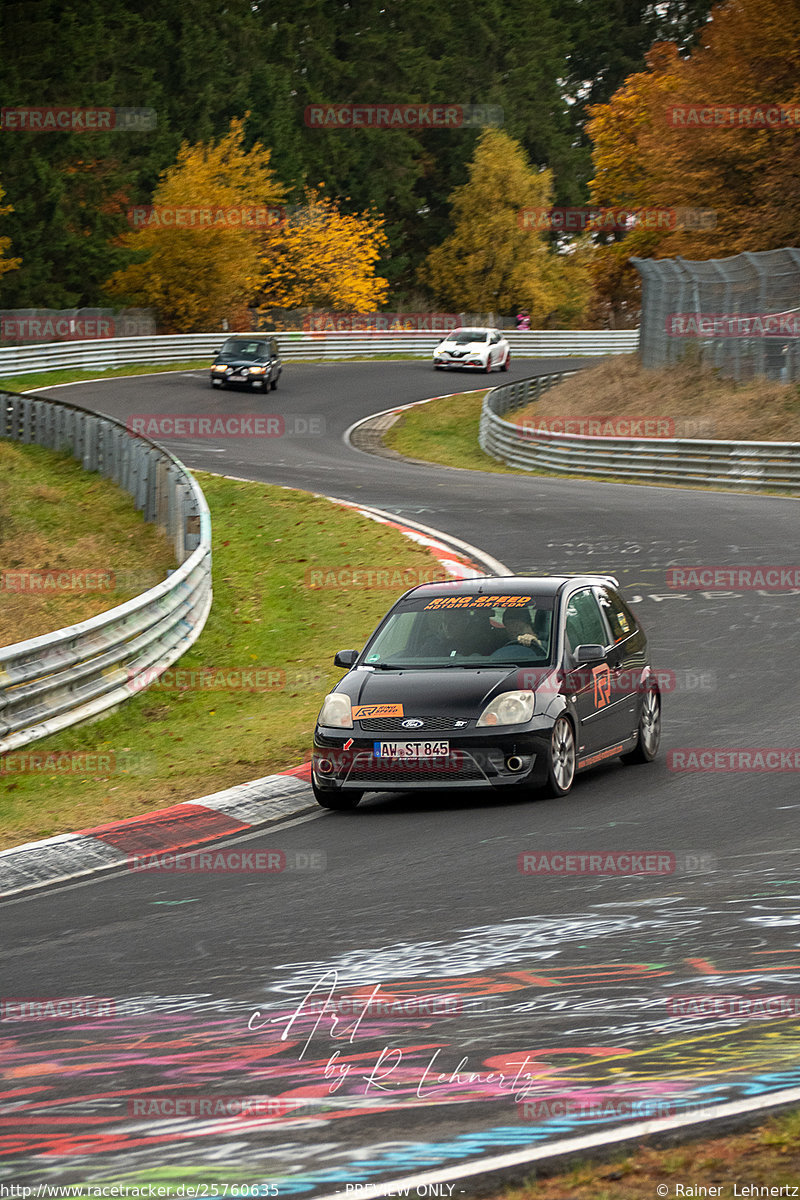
[3,874,800,1191]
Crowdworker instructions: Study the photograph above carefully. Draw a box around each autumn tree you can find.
[253,190,389,311]
[587,0,800,316]
[419,130,589,325]
[106,119,284,331]
[0,180,21,283]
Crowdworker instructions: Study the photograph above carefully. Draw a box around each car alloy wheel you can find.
[484,355,493,374]
[622,687,661,764]
[545,715,576,797]
[501,352,510,372]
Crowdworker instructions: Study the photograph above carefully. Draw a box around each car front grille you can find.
[358,715,467,732]
[345,751,487,784]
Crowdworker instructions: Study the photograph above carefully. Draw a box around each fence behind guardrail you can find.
[633,247,800,383]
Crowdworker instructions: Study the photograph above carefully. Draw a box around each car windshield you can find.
[362,595,554,668]
[220,339,269,359]
[449,329,489,344]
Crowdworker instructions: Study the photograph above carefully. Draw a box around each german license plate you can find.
[374,741,449,758]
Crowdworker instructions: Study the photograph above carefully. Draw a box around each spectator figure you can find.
[516,310,531,330]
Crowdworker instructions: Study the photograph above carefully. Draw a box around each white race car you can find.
[433,327,511,373]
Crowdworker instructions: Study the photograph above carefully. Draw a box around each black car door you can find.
[561,587,620,757]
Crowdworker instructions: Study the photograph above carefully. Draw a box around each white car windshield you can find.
[449,330,489,344]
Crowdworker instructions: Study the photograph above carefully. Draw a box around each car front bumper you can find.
[312,727,552,792]
[433,357,488,369]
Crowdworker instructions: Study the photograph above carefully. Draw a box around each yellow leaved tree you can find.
[419,129,589,325]
[252,189,389,311]
[105,118,284,332]
[0,180,21,281]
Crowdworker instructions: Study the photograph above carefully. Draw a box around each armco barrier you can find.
[479,372,800,492]
[0,391,212,754]
[0,329,638,377]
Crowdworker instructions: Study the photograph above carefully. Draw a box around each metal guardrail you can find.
[0,391,212,754]
[479,372,800,492]
[0,329,639,377]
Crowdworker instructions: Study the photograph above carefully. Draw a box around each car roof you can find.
[402,574,620,600]
[444,326,497,335]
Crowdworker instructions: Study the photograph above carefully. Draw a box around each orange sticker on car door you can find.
[592,664,611,708]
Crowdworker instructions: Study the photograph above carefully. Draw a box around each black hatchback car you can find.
[312,575,661,810]
[210,335,282,391]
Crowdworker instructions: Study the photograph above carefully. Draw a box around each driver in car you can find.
[490,607,546,660]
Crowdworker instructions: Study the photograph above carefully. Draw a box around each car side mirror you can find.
[334,649,359,668]
[574,643,607,664]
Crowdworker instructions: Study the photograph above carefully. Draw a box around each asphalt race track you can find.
[3,360,800,1193]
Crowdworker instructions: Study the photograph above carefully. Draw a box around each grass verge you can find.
[0,440,175,645]
[0,471,455,849]
[493,1106,800,1199]
[511,355,800,443]
[383,389,518,473]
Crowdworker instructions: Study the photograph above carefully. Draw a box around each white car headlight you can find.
[318,693,353,728]
[477,690,535,727]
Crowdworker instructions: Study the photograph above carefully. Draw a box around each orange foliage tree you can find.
[586,0,800,315]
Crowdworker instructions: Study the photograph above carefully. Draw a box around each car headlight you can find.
[212,365,226,372]
[318,693,353,729]
[477,690,535,727]
[248,366,265,374]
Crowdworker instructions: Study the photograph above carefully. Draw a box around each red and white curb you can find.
[0,765,314,900]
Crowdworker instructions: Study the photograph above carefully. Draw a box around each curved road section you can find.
[3,360,800,1193]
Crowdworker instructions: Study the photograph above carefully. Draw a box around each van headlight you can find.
[477,691,535,727]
